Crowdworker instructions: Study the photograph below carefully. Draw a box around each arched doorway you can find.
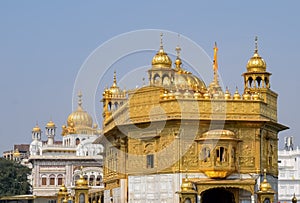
[202,188,235,203]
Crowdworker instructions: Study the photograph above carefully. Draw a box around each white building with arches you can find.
[29,93,104,202]
[278,137,300,203]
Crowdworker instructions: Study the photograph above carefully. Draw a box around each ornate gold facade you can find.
[96,36,288,203]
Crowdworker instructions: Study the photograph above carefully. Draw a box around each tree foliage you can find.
[0,158,31,196]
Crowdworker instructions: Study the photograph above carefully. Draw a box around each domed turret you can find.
[243,37,271,92]
[32,124,41,133]
[46,120,55,128]
[246,38,266,72]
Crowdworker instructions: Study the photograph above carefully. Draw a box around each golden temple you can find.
[95,35,288,203]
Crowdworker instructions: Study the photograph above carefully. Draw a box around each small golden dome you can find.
[181,176,195,192]
[246,37,266,72]
[224,88,231,99]
[13,149,20,157]
[151,34,172,68]
[76,175,88,187]
[260,169,274,192]
[32,124,41,132]
[46,120,56,128]
[233,88,241,100]
[152,48,172,68]
[58,184,67,193]
[108,71,121,95]
[253,92,259,100]
[260,178,272,192]
[243,92,251,100]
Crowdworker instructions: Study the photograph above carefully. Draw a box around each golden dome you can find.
[151,34,172,68]
[58,184,67,193]
[246,37,266,72]
[224,88,231,99]
[174,72,206,91]
[46,120,56,128]
[233,88,241,100]
[76,174,88,187]
[260,178,273,192]
[32,124,41,132]
[67,93,93,129]
[13,149,20,157]
[180,176,196,193]
[260,169,274,192]
[109,71,121,95]
[173,46,206,91]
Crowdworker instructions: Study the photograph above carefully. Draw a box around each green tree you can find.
[0,158,31,196]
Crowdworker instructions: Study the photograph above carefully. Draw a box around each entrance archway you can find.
[202,188,235,203]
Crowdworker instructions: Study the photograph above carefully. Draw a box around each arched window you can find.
[89,175,95,186]
[79,193,85,203]
[248,77,253,87]
[41,175,47,186]
[184,198,192,203]
[108,102,112,111]
[74,175,80,185]
[96,175,102,186]
[201,147,211,162]
[49,174,55,185]
[154,74,160,85]
[57,174,63,185]
[162,75,170,86]
[76,138,80,145]
[256,76,262,87]
[216,147,227,162]
[114,102,118,110]
[83,175,88,182]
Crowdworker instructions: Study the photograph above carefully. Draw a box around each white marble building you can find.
[278,136,300,203]
[29,93,104,202]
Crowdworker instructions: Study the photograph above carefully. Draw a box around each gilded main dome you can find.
[174,71,206,91]
[62,92,100,136]
[67,105,93,128]
[173,51,206,91]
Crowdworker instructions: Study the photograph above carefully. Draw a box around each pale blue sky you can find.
[0,1,299,153]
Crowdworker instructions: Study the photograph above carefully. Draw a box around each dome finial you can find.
[175,45,182,70]
[78,91,83,108]
[176,45,181,58]
[255,36,258,53]
[113,70,117,87]
[160,33,163,50]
